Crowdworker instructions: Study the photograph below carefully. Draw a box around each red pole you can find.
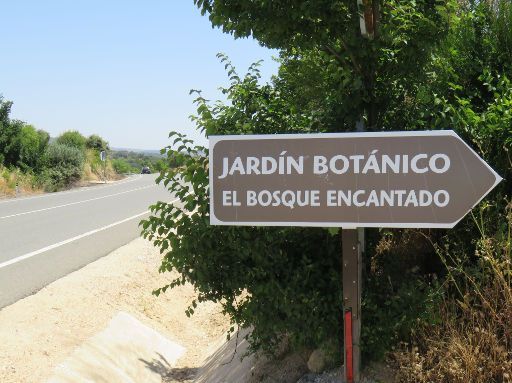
[344,309,354,383]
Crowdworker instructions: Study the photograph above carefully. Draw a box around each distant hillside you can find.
[47,141,162,157]
[109,148,171,174]
[111,147,163,157]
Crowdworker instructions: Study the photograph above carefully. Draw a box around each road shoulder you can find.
[0,237,229,383]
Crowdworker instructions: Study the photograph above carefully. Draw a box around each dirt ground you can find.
[0,238,231,383]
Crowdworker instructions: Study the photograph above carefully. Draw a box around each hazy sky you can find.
[1,1,279,150]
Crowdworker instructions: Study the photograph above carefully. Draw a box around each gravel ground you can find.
[0,236,396,383]
[298,371,380,383]
[0,238,230,383]
[297,363,395,383]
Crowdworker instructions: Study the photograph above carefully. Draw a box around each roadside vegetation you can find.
[142,0,512,381]
[0,97,117,196]
[111,150,181,175]
[394,205,512,382]
[0,95,179,198]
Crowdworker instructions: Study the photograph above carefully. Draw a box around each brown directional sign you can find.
[209,131,502,228]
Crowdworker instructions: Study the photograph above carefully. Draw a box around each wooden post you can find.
[342,229,363,382]
[347,0,370,374]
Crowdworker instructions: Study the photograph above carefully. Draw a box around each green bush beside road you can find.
[0,97,115,193]
[143,1,512,381]
[38,143,85,191]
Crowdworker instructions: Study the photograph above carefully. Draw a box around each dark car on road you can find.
[141,166,151,174]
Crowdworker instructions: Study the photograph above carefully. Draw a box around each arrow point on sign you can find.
[486,163,503,191]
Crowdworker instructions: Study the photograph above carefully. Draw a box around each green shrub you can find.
[361,229,444,362]
[40,143,84,191]
[14,125,49,170]
[86,134,109,151]
[142,132,343,355]
[56,130,87,151]
[0,96,50,171]
[142,0,510,368]
[112,158,135,174]
[111,150,179,173]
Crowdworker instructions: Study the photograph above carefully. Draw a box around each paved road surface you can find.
[0,175,173,308]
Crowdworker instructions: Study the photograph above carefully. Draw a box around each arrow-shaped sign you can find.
[209,130,502,228]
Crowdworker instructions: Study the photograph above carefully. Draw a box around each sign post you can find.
[209,130,502,382]
[342,229,362,382]
[100,150,107,183]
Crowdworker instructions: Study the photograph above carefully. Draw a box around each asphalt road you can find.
[0,174,174,309]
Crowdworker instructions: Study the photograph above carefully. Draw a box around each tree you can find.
[0,96,50,170]
[56,130,86,151]
[0,96,21,166]
[86,134,109,151]
[37,129,50,151]
[0,96,13,134]
[14,125,48,170]
[111,158,135,174]
[142,62,345,355]
[142,0,455,357]
[194,0,454,129]
[143,0,511,363]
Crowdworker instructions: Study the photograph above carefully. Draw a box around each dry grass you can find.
[0,152,121,199]
[82,149,120,182]
[0,166,41,198]
[393,204,512,383]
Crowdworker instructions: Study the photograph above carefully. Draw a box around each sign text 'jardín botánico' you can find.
[209,131,502,228]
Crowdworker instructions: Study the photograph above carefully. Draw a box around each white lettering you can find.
[362,150,381,174]
[310,190,320,206]
[222,190,232,206]
[367,190,379,206]
[381,155,400,174]
[434,190,450,207]
[419,190,432,206]
[219,157,230,179]
[247,190,257,206]
[430,154,450,173]
[404,190,419,207]
[353,190,365,207]
[261,157,277,175]
[246,157,260,175]
[229,157,245,176]
[350,155,364,173]
[287,156,303,174]
[327,190,337,206]
[313,156,328,174]
[329,155,349,174]
[411,154,428,173]
[338,190,352,206]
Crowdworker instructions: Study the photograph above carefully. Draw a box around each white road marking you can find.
[0,211,149,269]
[0,175,142,205]
[0,184,156,220]
[0,198,178,269]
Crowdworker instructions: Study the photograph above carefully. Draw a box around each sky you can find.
[1,1,279,150]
